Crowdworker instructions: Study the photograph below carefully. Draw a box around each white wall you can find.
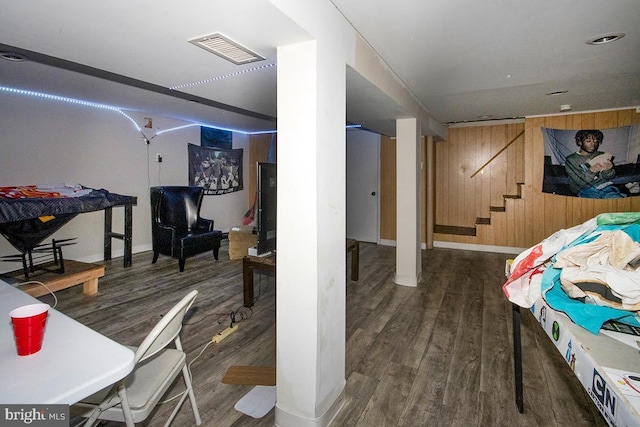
[0,92,250,272]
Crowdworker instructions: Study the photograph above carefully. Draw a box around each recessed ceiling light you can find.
[0,51,28,62]
[586,33,625,45]
[546,90,568,96]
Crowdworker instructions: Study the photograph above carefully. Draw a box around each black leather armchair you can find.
[150,186,223,272]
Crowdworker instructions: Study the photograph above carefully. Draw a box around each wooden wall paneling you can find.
[511,123,526,248]
[534,118,553,242]
[439,131,449,226]
[480,126,492,221]
[455,127,465,225]
[438,131,449,226]
[492,126,508,207]
[505,197,516,247]
[451,127,461,225]
[486,126,503,245]
[502,124,515,247]
[462,127,474,226]
[515,123,526,184]
[434,136,441,227]
[434,140,443,226]
[505,126,519,247]
[388,108,640,250]
[468,127,482,225]
[470,127,483,225]
[595,110,617,130]
[455,128,465,225]
[505,124,516,195]
[542,115,569,239]
[523,117,541,246]
[434,139,444,226]
[564,114,581,229]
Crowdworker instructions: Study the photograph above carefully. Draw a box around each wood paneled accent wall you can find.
[379,108,640,249]
[433,122,526,246]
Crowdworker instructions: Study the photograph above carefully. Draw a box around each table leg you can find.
[351,240,359,281]
[83,278,99,296]
[243,257,254,307]
[104,205,133,268]
[123,204,133,268]
[104,207,113,262]
[513,303,524,413]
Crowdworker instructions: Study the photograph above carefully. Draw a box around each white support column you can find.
[394,118,422,287]
[275,39,346,427]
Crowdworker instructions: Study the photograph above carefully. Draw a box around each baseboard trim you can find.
[433,240,526,255]
[275,388,345,427]
[394,271,421,287]
[380,239,525,255]
[75,244,152,265]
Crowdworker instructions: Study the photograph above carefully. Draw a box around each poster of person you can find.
[188,143,243,195]
[542,125,640,198]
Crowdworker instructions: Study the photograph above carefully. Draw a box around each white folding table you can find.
[0,279,134,404]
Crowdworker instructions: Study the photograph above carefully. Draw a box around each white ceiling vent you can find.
[189,33,264,65]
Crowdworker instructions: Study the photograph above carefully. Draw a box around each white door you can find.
[346,129,380,243]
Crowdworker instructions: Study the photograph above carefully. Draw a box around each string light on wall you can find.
[0,85,145,138]
[153,123,276,137]
[1,85,360,139]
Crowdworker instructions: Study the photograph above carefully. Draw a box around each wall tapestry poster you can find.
[188,143,243,195]
[542,125,640,198]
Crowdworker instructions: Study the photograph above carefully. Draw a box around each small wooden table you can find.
[2,260,105,297]
[242,239,360,307]
[242,254,276,307]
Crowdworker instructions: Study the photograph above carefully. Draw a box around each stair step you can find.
[476,217,491,225]
[489,206,506,212]
[434,224,476,236]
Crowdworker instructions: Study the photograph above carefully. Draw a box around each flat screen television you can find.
[256,162,277,255]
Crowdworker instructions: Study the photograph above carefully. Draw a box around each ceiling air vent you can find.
[189,33,264,65]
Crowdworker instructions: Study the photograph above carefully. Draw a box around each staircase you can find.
[432,128,525,237]
[434,182,525,236]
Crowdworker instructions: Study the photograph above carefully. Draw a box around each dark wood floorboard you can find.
[22,242,607,426]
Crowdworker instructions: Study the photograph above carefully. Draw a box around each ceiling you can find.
[1,0,639,138]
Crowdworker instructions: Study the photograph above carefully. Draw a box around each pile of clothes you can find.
[504,212,640,333]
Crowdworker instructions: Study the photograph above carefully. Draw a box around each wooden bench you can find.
[3,260,105,297]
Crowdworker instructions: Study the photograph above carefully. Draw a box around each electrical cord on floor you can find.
[187,270,274,329]
[156,278,270,405]
[16,280,58,308]
[158,272,275,404]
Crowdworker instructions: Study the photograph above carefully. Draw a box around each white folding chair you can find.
[73,290,202,426]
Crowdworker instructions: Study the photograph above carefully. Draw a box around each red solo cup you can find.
[9,304,49,356]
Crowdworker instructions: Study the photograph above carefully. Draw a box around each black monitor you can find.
[256,162,276,255]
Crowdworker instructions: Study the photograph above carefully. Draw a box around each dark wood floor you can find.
[37,242,606,426]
